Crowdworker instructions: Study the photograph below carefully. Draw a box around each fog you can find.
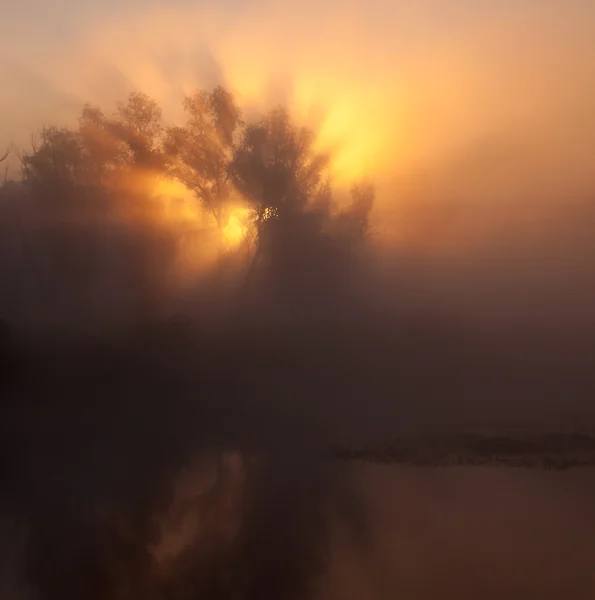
[319,466,595,600]
[1,1,595,599]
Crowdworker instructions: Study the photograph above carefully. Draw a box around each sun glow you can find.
[152,178,202,224]
[222,208,253,247]
[149,176,257,274]
[70,8,417,189]
[150,177,254,253]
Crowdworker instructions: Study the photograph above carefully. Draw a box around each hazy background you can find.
[2,2,595,599]
[2,0,594,188]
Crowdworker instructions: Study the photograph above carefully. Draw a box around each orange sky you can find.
[1,0,594,212]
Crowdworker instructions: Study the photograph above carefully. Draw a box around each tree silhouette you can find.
[164,86,242,230]
[229,106,374,303]
[20,127,89,187]
[113,91,164,169]
[78,105,127,179]
[78,92,164,174]
[230,107,329,218]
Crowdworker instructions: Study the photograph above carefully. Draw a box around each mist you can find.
[2,1,595,599]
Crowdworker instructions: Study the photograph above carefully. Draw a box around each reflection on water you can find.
[320,466,595,600]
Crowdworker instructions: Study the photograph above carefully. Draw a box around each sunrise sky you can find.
[1,0,594,196]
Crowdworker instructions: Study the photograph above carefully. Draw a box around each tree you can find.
[164,86,242,230]
[78,92,164,176]
[342,180,375,240]
[78,105,125,179]
[20,127,89,187]
[112,92,164,169]
[230,107,329,222]
[229,107,373,301]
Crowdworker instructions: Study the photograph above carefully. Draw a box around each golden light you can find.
[76,8,417,189]
[150,177,254,255]
[223,208,252,247]
[152,178,202,224]
[313,100,382,182]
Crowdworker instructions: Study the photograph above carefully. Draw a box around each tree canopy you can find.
[3,87,375,322]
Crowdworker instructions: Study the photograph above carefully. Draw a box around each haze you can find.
[2,0,594,186]
[2,2,595,599]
